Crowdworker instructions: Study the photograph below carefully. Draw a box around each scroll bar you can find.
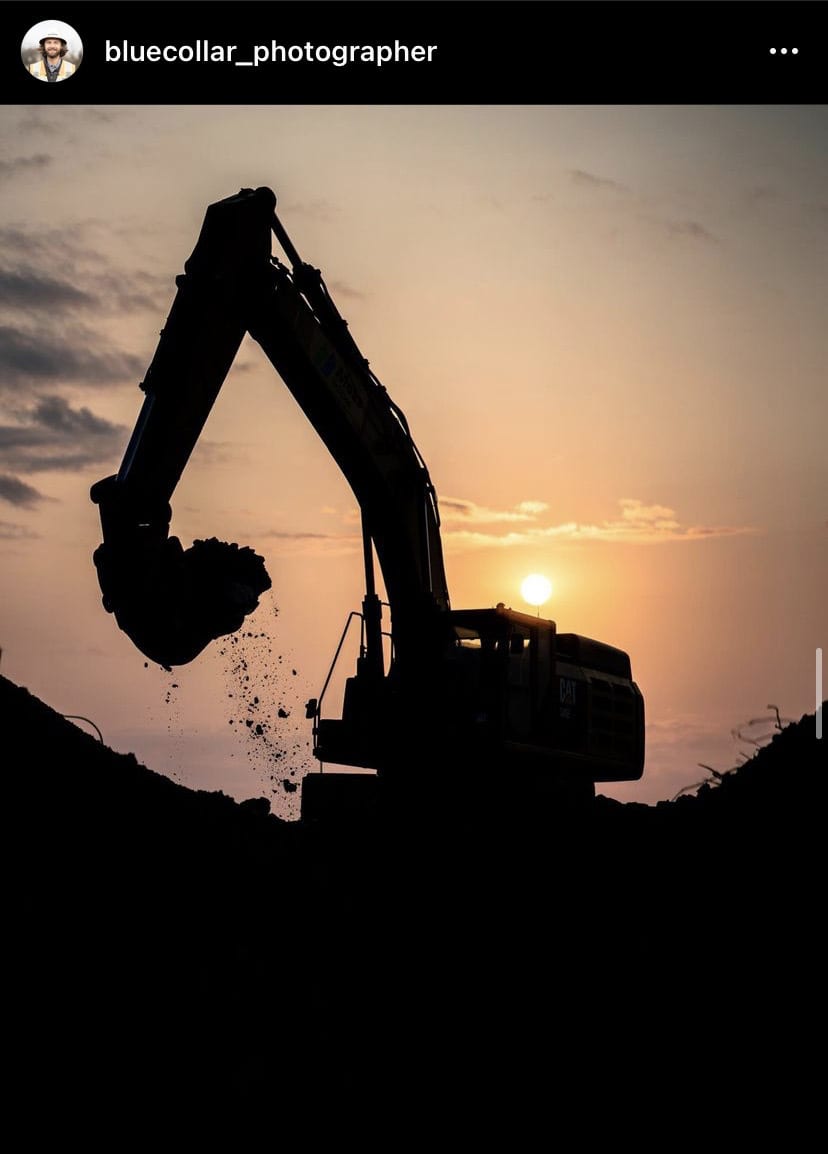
[818,648,823,739]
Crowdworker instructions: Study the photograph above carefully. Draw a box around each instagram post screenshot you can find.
[2,0,825,1124]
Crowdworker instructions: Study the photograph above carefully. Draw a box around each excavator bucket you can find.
[92,532,271,667]
[91,476,270,666]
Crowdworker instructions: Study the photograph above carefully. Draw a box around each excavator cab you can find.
[445,606,644,784]
[307,598,644,817]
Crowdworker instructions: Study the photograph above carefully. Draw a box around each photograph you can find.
[2,0,825,1120]
[2,103,823,815]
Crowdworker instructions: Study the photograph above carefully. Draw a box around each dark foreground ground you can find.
[3,672,824,1129]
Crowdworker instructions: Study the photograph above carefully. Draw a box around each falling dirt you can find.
[217,604,314,820]
[138,586,313,816]
[143,658,186,782]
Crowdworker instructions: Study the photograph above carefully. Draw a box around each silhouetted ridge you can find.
[3,673,823,1114]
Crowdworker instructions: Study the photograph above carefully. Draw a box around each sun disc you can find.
[521,573,552,607]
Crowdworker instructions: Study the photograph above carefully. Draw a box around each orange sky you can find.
[1,105,825,817]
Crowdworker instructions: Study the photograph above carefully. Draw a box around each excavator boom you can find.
[92,186,447,671]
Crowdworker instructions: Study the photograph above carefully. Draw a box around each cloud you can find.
[282,199,339,222]
[0,224,168,402]
[664,219,718,243]
[0,224,87,260]
[0,325,144,389]
[0,520,38,539]
[259,529,353,541]
[188,440,248,467]
[569,169,630,195]
[0,154,51,181]
[0,216,172,332]
[0,224,168,314]
[247,495,755,559]
[545,173,720,245]
[95,270,169,312]
[441,497,755,551]
[79,108,123,124]
[0,394,127,474]
[0,269,94,309]
[325,279,366,301]
[745,185,779,206]
[256,525,361,557]
[440,497,550,524]
[0,473,46,508]
[247,496,754,560]
[15,112,59,134]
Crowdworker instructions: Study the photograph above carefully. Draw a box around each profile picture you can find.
[22,19,83,82]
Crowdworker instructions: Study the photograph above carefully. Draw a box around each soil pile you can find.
[3,672,823,1121]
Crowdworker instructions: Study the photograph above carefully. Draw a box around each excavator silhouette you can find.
[91,187,644,817]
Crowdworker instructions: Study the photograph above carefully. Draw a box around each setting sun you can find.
[520,574,553,607]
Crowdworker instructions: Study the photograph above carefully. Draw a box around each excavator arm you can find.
[91,186,448,670]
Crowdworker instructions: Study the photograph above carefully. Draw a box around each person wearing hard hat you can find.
[29,33,76,81]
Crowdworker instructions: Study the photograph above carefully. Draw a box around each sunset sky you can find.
[1,104,825,818]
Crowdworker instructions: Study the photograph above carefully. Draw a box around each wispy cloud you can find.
[539,170,720,245]
[259,529,353,541]
[250,496,755,559]
[440,497,550,524]
[0,223,167,400]
[15,108,124,133]
[0,224,89,259]
[663,219,719,243]
[0,326,144,390]
[15,113,59,134]
[0,226,168,313]
[745,185,779,207]
[282,199,339,222]
[0,269,95,309]
[79,108,123,124]
[569,169,631,195]
[0,520,38,539]
[0,394,127,474]
[325,279,366,301]
[256,525,361,557]
[0,154,51,181]
[442,498,755,550]
[0,473,47,508]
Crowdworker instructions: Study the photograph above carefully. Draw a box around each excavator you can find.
[91,186,644,817]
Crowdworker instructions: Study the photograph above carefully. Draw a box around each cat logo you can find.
[559,677,576,718]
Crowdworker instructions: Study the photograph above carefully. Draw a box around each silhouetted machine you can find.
[91,187,644,814]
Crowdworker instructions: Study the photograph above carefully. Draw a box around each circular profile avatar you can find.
[22,20,83,82]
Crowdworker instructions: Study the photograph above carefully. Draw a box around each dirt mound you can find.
[3,672,823,1117]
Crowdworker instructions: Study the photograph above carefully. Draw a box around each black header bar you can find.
[3,2,825,105]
